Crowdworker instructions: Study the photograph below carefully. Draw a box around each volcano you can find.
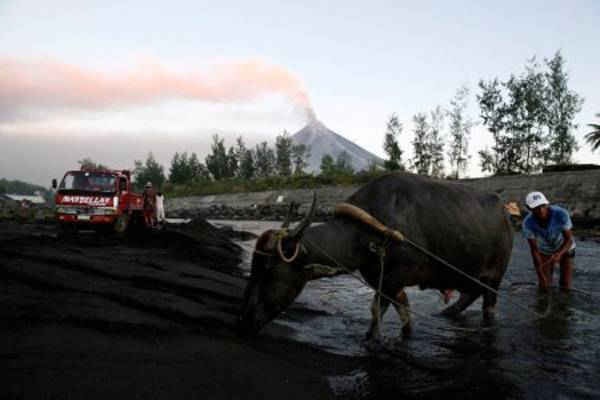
[291,117,383,173]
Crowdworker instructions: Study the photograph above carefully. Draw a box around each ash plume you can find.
[0,57,313,121]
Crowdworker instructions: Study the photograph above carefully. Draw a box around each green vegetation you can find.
[447,86,473,179]
[133,152,166,190]
[78,157,110,171]
[383,113,404,171]
[585,113,600,152]
[477,51,583,175]
[0,178,49,196]
[162,169,387,197]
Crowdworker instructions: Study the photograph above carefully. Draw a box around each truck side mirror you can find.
[52,179,57,189]
[119,179,127,192]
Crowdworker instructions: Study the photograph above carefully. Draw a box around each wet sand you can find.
[0,221,358,399]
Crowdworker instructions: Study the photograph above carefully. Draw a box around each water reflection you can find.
[535,290,573,341]
[217,220,600,399]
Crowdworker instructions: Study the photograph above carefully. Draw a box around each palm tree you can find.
[585,113,600,152]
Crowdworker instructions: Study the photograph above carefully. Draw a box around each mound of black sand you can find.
[155,218,244,271]
[0,220,357,399]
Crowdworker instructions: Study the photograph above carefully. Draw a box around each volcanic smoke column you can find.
[0,57,315,122]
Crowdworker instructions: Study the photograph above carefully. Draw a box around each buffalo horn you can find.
[288,192,317,239]
[281,202,296,229]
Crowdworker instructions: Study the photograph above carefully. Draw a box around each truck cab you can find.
[54,169,144,233]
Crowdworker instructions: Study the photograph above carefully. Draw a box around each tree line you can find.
[0,179,49,196]
[382,50,596,179]
[382,85,473,179]
[131,129,366,190]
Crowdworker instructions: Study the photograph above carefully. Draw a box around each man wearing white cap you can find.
[522,191,575,291]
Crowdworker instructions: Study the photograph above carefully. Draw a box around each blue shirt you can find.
[522,205,575,255]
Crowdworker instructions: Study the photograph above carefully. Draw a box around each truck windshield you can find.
[59,172,116,193]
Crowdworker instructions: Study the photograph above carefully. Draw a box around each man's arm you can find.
[527,238,547,288]
[549,229,573,263]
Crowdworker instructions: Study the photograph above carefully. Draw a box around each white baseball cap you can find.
[525,191,549,209]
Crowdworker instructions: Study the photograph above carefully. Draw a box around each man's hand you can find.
[538,274,549,290]
[540,252,561,269]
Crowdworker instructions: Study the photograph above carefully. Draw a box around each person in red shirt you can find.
[143,182,156,227]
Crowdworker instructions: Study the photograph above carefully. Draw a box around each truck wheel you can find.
[114,214,129,234]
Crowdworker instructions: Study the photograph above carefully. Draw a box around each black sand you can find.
[0,221,357,399]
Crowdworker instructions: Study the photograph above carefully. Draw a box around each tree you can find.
[275,131,293,176]
[319,154,336,177]
[447,86,472,179]
[585,113,600,152]
[411,113,431,175]
[239,149,256,180]
[291,143,311,175]
[335,151,354,175]
[544,51,583,164]
[320,152,354,176]
[505,59,547,173]
[227,146,238,178]
[255,142,275,178]
[383,113,404,171]
[478,51,584,175]
[205,134,230,180]
[133,152,166,189]
[478,78,508,173]
[478,147,496,174]
[169,152,193,184]
[429,106,445,178]
[188,152,210,182]
[233,136,247,178]
[478,74,537,174]
[78,157,109,171]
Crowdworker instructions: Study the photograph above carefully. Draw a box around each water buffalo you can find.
[239,173,514,338]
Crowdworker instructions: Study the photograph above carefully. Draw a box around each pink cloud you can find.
[0,57,312,118]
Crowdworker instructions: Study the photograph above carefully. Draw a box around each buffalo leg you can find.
[440,291,479,317]
[366,293,390,340]
[482,280,499,320]
[392,289,412,336]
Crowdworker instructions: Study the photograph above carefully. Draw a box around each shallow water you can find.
[211,220,600,399]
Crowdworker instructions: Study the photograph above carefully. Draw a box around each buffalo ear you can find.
[303,264,346,280]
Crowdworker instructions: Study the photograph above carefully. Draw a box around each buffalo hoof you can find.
[364,329,381,342]
[438,308,459,318]
[482,307,496,325]
[362,336,385,353]
[401,323,412,337]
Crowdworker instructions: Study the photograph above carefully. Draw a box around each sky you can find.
[1,0,599,186]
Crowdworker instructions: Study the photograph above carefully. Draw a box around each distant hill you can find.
[291,117,383,173]
[0,178,51,199]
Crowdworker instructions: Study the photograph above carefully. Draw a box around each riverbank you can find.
[166,170,600,235]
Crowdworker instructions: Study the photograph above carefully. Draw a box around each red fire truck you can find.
[53,169,145,233]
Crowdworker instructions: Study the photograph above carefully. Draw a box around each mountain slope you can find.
[291,118,383,173]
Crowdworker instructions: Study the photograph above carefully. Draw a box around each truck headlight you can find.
[56,207,77,214]
[94,208,117,215]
